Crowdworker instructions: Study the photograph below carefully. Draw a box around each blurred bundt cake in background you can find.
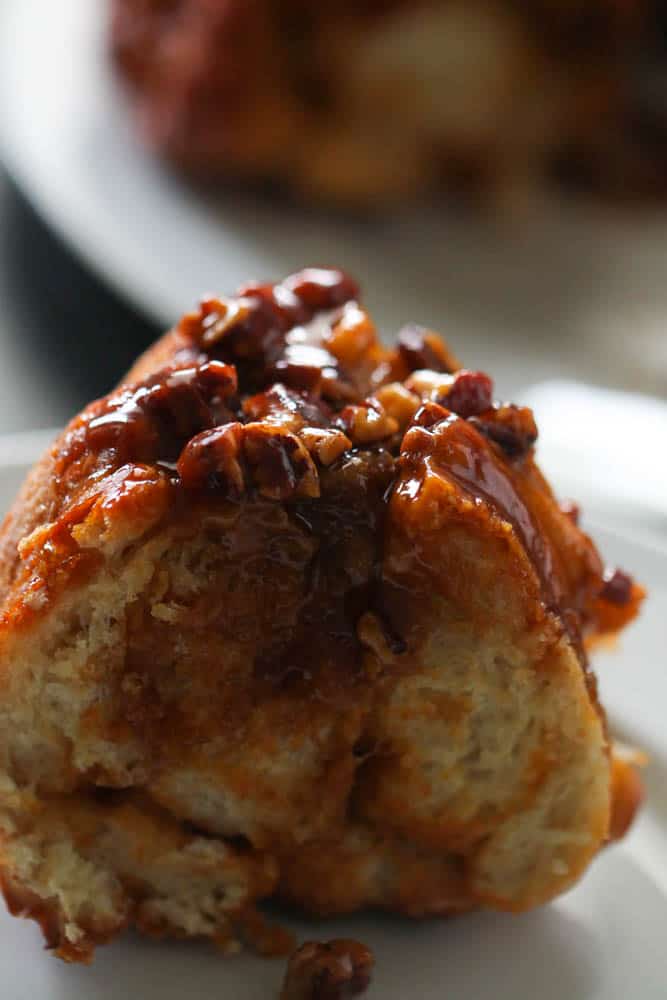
[110,0,667,205]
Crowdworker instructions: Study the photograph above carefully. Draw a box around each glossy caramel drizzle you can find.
[30,268,639,667]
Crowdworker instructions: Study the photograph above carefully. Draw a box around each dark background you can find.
[0,169,158,434]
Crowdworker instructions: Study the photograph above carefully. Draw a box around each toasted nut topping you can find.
[442,370,494,418]
[237,280,309,330]
[471,403,537,458]
[282,268,359,310]
[243,384,330,432]
[372,382,421,429]
[199,297,256,347]
[177,423,245,495]
[398,324,460,373]
[280,939,374,1000]
[404,368,456,401]
[325,302,378,367]
[243,424,320,500]
[335,403,398,444]
[410,401,451,428]
[300,427,352,466]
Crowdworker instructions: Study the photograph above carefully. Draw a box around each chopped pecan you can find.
[272,360,324,393]
[325,302,378,367]
[471,403,538,458]
[243,424,320,500]
[410,401,451,429]
[190,295,285,380]
[192,359,238,399]
[236,280,309,330]
[243,384,330,432]
[274,343,341,394]
[86,361,238,465]
[335,403,398,444]
[397,324,459,373]
[373,382,421,430]
[282,268,359,310]
[404,368,456,401]
[198,296,257,347]
[280,940,374,1000]
[441,370,494,418]
[300,427,351,466]
[176,423,245,495]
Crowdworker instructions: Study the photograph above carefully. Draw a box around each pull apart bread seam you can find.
[0,269,644,961]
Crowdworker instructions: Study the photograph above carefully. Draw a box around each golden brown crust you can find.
[0,267,644,961]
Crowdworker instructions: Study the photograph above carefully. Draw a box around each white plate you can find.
[0,441,665,998]
[2,1,667,398]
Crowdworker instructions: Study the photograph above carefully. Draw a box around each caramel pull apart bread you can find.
[110,0,665,204]
[0,268,644,961]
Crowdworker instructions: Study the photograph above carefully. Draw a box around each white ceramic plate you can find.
[2,1,667,398]
[0,440,665,998]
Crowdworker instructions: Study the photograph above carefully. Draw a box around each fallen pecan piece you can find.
[280,940,375,1000]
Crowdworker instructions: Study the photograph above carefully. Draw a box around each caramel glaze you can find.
[4,268,642,689]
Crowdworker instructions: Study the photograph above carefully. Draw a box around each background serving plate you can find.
[2,0,667,399]
[0,442,664,999]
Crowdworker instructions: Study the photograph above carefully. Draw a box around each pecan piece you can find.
[300,427,352,466]
[442,370,494,418]
[471,403,538,458]
[280,940,375,1000]
[373,382,421,430]
[283,268,359,310]
[404,368,456,401]
[86,361,238,465]
[410,401,451,429]
[243,384,330,433]
[243,424,320,500]
[325,302,378,367]
[335,403,398,444]
[237,280,309,330]
[198,296,257,348]
[398,324,460,373]
[177,422,245,495]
